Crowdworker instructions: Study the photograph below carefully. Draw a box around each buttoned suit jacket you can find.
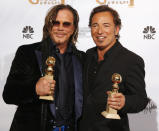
[3,38,84,131]
[79,42,148,131]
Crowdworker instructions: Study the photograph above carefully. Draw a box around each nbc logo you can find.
[22,26,34,39]
[143,26,156,40]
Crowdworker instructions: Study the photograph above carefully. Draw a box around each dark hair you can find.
[89,5,121,39]
[42,4,79,44]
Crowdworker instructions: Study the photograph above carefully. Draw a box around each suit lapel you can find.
[84,51,95,95]
[35,50,43,76]
[72,55,83,121]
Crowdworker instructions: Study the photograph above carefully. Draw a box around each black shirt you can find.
[49,42,75,127]
[88,43,118,90]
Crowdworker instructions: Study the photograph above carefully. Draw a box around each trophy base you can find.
[39,95,54,101]
[101,111,120,119]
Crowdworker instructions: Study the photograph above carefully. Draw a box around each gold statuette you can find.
[101,73,122,119]
[39,56,56,101]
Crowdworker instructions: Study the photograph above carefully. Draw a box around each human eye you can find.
[63,22,72,28]
[91,23,98,28]
[52,21,60,27]
[103,23,110,28]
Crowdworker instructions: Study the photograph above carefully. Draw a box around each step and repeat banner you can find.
[0,0,159,131]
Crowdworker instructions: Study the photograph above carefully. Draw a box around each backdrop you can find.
[0,0,159,131]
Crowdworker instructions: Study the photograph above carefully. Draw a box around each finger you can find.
[47,79,56,84]
[50,82,56,87]
[109,104,121,110]
[112,93,123,98]
[106,91,112,97]
[47,80,55,87]
[52,80,56,84]
[109,100,121,108]
[108,100,120,106]
[108,97,121,103]
[110,99,125,110]
[50,86,55,93]
[50,87,54,91]
[41,77,49,84]
[49,83,55,95]
[49,83,55,90]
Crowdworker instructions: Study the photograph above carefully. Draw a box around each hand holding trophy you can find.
[39,56,56,101]
[101,73,122,119]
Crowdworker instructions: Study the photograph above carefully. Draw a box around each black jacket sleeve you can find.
[120,56,148,113]
[3,46,40,105]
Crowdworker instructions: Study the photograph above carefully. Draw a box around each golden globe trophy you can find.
[39,56,56,101]
[101,73,122,119]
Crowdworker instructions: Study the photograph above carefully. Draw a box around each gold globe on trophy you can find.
[39,56,56,101]
[101,73,122,119]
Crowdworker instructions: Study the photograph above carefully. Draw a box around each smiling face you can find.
[91,11,119,51]
[49,9,75,47]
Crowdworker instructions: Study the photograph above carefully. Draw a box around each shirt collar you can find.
[50,39,73,54]
[93,40,119,61]
[104,40,119,58]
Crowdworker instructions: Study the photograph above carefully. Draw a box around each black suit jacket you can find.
[79,42,148,131]
[3,38,85,131]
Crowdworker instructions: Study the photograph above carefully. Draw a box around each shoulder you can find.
[71,45,85,64]
[86,47,96,54]
[17,42,41,52]
[121,46,144,64]
[72,45,86,58]
[75,48,85,55]
[85,47,97,59]
[14,42,42,60]
[116,44,145,70]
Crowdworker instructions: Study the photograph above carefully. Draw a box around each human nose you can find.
[97,26,103,34]
[58,23,64,30]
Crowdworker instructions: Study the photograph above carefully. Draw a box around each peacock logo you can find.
[143,26,156,34]
[143,26,156,40]
[22,26,34,39]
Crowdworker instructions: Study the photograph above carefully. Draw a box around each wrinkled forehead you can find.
[91,11,114,24]
[55,9,74,22]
